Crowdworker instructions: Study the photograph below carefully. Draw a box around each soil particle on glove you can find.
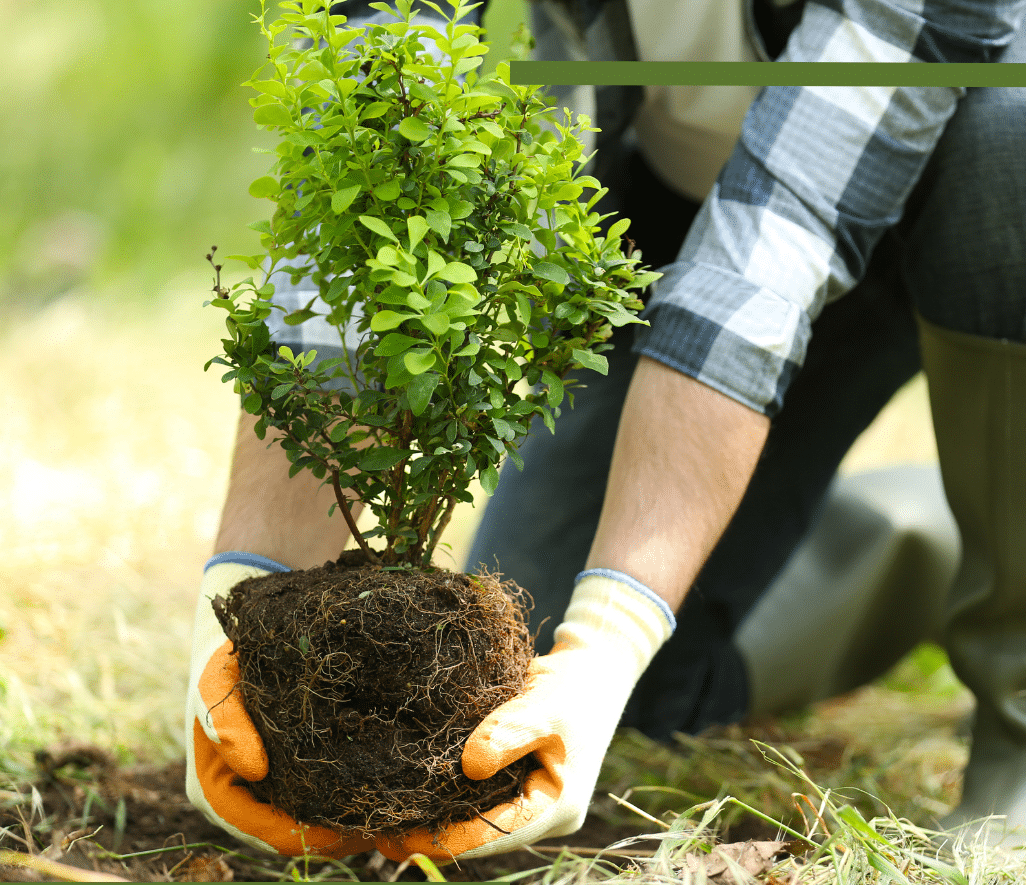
[212,551,534,836]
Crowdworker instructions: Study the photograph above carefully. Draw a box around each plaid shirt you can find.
[274,0,1025,414]
[621,0,1026,416]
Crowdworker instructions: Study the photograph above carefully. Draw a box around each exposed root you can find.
[212,552,534,836]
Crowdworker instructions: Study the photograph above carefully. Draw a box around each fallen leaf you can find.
[176,854,234,882]
[680,840,797,883]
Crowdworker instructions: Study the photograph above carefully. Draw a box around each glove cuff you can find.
[574,568,676,633]
[204,551,291,574]
[556,570,675,678]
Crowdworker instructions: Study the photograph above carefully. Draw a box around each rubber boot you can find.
[918,317,1026,847]
[736,464,960,719]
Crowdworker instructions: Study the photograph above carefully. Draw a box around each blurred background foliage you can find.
[0,0,527,308]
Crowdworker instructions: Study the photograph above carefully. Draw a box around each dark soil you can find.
[211,551,534,836]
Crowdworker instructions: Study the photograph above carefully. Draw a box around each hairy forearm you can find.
[214,410,357,569]
[585,357,769,611]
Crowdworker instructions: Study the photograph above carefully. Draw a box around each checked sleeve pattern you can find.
[634,0,1026,418]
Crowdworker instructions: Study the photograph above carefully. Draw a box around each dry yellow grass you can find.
[2,280,237,762]
[1,284,941,767]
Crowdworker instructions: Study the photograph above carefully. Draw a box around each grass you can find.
[512,764,1026,885]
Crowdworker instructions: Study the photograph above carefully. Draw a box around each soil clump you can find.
[211,551,534,836]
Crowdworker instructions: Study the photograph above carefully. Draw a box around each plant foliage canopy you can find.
[207,0,659,566]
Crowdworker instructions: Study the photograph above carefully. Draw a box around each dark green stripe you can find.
[510,61,1026,87]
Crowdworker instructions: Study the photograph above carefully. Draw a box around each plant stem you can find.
[422,493,457,567]
[331,470,380,565]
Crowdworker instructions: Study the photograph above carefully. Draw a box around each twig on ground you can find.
[0,848,128,882]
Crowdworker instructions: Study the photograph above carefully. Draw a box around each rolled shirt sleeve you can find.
[634,0,1026,417]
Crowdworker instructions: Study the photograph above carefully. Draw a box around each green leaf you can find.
[454,55,483,76]
[572,349,608,375]
[375,179,401,201]
[283,308,317,326]
[406,372,439,416]
[253,104,292,127]
[359,447,410,472]
[398,115,432,142]
[438,262,477,284]
[426,249,446,281]
[408,216,429,253]
[453,337,480,358]
[385,360,414,390]
[505,222,532,240]
[359,215,399,242]
[390,270,418,287]
[534,262,570,285]
[375,332,421,356]
[331,185,361,214]
[491,417,515,441]
[404,349,437,375]
[248,176,279,199]
[253,78,290,99]
[632,271,662,289]
[425,209,451,241]
[360,101,390,120]
[593,301,640,327]
[376,245,401,266]
[419,313,449,336]
[607,217,631,240]
[515,291,533,326]
[371,310,415,332]
[542,370,564,407]
[481,463,500,495]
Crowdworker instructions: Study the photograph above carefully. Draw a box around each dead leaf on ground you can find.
[680,839,806,883]
[175,854,234,882]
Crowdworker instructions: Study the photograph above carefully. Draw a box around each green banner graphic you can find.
[509,61,1026,87]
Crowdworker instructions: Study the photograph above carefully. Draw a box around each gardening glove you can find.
[378,569,675,861]
[185,553,375,858]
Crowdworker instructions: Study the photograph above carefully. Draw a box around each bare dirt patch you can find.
[0,745,656,882]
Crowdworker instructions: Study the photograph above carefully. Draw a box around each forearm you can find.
[585,357,769,611]
[213,410,357,569]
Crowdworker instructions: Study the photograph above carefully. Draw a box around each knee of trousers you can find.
[932,81,1026,190]
[902,79,1026,342]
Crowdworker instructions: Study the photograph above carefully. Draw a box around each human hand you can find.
[185,556,375,858]
[377,570,675,861]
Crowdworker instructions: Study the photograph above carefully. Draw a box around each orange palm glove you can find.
[185,555,374,858]
[377,569,675,861]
